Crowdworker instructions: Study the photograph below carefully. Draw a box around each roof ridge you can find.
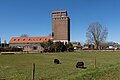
[11,36,52,38]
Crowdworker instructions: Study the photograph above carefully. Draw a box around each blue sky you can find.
[0,0,120,44]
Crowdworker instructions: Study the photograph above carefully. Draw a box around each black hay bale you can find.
[76,62,84,68]
[54,59,60,64]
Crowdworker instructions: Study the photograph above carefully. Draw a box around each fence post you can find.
[32,63,35,80]
[94,57,96,68]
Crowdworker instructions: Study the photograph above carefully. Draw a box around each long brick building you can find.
[9,36,53,52]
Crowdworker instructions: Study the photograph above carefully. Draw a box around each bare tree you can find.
[20,34,29,37]
[86,22,108,49]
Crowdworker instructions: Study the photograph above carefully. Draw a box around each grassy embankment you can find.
[0,51,120,80]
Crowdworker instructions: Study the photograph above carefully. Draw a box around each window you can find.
[23,39,25,41]
[14,39,16,41]
[52,32,54,37]
[33,46,37,50]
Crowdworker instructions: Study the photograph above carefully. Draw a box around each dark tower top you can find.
[52,10,70,43]
[52,10,68,18]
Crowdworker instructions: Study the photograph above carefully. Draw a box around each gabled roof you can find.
[9,36,53,43]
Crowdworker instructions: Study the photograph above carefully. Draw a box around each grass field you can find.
[0,51,120,80]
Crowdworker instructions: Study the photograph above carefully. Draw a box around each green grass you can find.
[0,51,120,80]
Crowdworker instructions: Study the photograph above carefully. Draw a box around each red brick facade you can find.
[52,10,70,42]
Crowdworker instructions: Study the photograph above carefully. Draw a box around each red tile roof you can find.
[9,36,53,43]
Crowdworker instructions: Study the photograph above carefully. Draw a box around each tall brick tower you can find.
[52,10,70,43]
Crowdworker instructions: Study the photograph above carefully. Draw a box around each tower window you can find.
[52,32,54,37]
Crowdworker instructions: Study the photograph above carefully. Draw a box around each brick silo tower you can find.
[52,10,70,43]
